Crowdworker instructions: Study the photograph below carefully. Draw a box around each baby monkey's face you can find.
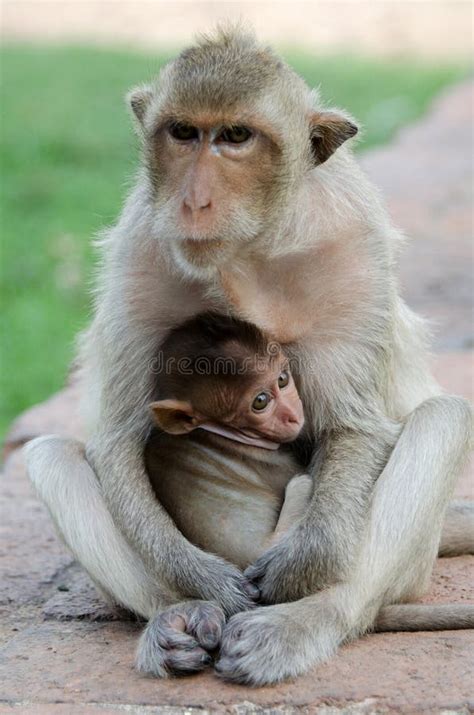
[225,358,305,443]
[150,353,305,445]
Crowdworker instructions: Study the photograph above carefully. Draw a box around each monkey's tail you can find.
[375,603,474,632]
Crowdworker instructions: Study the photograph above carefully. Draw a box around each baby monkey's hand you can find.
[270,474,313,544]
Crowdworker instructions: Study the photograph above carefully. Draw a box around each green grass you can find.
[0,44,467,437]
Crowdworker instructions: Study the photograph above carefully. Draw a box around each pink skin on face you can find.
[231,368,305,444]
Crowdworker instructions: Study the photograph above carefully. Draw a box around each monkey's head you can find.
[150,312,305,445]
[128,27,358,277]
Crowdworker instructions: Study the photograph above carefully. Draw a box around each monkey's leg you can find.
[88,429,257,617]
[270,475,313,544]
[25,435,173,619]
[26,436,244,678]
[244,419,402,602]
[216,396,472,685]
[439,500,474,556]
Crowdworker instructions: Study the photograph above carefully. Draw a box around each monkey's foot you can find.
[136,600,225,677]
[215,602,338,685]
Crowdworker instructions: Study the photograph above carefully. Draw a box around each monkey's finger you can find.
[243,563,264,585]
[165,646,212,674]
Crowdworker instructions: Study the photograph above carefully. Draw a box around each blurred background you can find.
[1,0,472,437]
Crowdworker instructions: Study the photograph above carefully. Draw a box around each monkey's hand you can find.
[136,600,225,677]
[175,546,259,616]
[244,521,350,604]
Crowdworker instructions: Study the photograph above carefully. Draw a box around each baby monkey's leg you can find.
[271,475,313,543]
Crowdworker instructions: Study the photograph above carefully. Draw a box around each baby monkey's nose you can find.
[283,409,301,425]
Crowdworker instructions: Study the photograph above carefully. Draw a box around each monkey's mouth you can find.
[182,237,224,251]
[179,237,226,265]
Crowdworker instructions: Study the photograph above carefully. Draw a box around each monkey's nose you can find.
[182,201,212,226]
[183,200,212,214]
[183,192,212,214]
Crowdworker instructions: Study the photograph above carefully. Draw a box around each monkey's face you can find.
[128,32,358,277]
[147,116,283,276]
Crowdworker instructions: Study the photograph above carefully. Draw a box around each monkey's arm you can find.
[87,429,256,615]
[246,423,400,603]
[81,274,257,617]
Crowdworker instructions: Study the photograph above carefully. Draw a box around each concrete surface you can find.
[1,81,473,713]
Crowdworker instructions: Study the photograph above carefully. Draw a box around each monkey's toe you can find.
[166,647,213,675]
[136,600,225,678]
[186,600,226,650]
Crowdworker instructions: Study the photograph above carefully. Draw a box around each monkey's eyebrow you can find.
[151,114,192,136]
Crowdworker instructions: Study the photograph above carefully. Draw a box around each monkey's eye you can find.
[168,122,199,142]
[278,370,290,389]
[252,392,271,412]
[219,126,252,144]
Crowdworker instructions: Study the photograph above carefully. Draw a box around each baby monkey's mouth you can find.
[199,422,282,451]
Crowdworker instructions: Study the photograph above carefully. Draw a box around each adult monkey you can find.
[26,28,472,684]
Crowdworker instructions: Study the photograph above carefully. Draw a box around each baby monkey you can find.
[146,312,311,569]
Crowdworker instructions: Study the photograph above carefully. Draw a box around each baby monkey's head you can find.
[151,312,304,445]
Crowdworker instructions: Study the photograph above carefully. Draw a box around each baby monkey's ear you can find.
[149,399,201,435]
[309,111,358,166]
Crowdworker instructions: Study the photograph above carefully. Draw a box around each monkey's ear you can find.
[127,84,153,124]
[309,111,358,166]
[149,399,201,435]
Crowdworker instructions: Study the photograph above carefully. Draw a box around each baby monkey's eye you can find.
[252,392,271,412]
[278,370,290,389]
[168,122,199,141]
[219,126,252,144]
